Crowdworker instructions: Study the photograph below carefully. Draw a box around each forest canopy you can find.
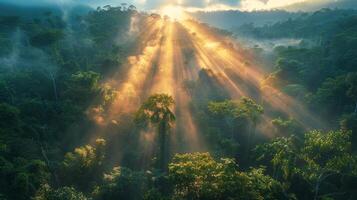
[0,2,357,200]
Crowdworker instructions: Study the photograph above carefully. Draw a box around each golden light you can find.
[179,20,327,133]
[159,5,186,20]
[240,0,307,11]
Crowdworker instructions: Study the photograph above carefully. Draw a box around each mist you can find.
[0,2,357,200]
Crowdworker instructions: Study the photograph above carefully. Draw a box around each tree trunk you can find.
[244,122,253,163]
[228,120,234,140]
[158,121,167,171]
[252,122,257,147]
[246,122,257,165]
[314,172,336,200]
[314,181,320,200]
[31,126,59,186]
[354,101,357,113]
[247,122,256,152]
[50,73,58,102]
[7,87,15,104]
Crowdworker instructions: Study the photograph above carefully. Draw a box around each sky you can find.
[1,0,356,11]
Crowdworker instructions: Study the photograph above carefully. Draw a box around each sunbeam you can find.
[98,19,164,124]
[180,19,327,133]
[171,22,205,152]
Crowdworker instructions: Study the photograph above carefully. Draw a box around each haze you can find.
[1,0,357,11]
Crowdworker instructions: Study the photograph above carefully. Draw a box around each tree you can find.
[134,94,175,171]
[0,103,21,134]
[128,5,137,11]
[255,130,357,200]
[313,75,349,115]
[0,158,50,200]
[168,152,287,200]
[61,139,106,192]
[346,72,357,113]
[282,84,307,100]
[255,136,299,180]
[30,29,64,47]
[208,97,263,143]
[271,117,303,136]
[64,71,101,107]
[274,58,302,86]
[238,97,264,151]
[302,130,357,200]
[121,3,128,10]
[34,184,88,200]
[94,166,146,200]
[340,113,357,151]
[208,100,242,139]
[207,98,263,161]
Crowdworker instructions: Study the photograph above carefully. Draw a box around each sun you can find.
[159,5,186,20]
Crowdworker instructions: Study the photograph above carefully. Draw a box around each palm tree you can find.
[135,94,175,171]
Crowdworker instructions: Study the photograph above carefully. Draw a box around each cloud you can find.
[239,0,306,11]
[135,0,354,11]
[133,0,236,10]
[0,0,356,11]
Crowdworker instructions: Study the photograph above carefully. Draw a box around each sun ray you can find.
[87,18,165,133]
[181,21,246,98]
[180,19,327,133]
[107,20,164,118]
[149,21,175,95]
[170,22,206,152]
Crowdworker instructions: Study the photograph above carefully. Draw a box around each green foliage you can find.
[207,97,264,156]
[247,168,289,200]
[235,9,357,39]
[313,75,350,114]
[208,97,263,122]
[94,167,146,200]
[282,84,307,100]
[255,136,298,180]
[208,97,264,129]
[256,130,357,199]
[0,103,21,133]
[30,29,64,47]
[169,152,287,200]
[143,189,168,200]
[274,59,302,85]
[340,113,357,151]
[34,184,89,200]
[134,94,175,127]
[252,11,357,126]
[0,36,12,56]
[0,4,356,200]
[0,158,50,200]
[0,16,20,29]
[238,97,264,123]
[0,4,144,200]
[64,71,101,105]
[99,84,117,108]
[271,117,302,136]
[86,6,135,47]
[61,139,106,192]
[169,152,249,199]
[135,94,175,171]
[346,72,357,101]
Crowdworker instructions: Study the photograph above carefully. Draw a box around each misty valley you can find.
[0,1,357,200]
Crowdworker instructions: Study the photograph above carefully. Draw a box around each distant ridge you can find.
[189,10,304,29]
[0,2,92,19]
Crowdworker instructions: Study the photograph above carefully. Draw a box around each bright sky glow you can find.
[239,0,307,11]
[0,0,353,12]
[159,5,186,20]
